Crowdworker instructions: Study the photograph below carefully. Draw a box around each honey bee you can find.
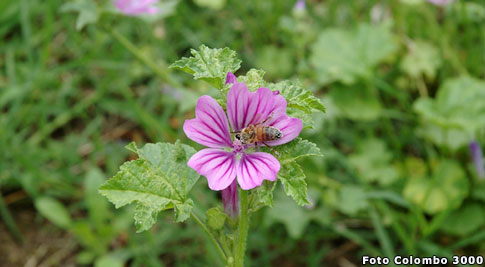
[234,114,283,146]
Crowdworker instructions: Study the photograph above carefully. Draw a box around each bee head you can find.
[235,133,241,140]
[275,132,282,139]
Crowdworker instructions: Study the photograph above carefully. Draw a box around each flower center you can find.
[232,139,244,153]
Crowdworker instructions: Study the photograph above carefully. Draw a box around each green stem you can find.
[191,212,227,263]
[104,26,183,89]
[234,189,249,267]
[0,192,24,244]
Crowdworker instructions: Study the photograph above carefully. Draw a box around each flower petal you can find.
[236,152,280,190]
[183,95,232,148]
[115,0,158,15]
[263,94,287,125]
[227,84,276,131]
[266,115,303,146]
[188,149,236,191]
[222,179,239,218]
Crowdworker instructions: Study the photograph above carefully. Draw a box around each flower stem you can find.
[190,212,227,263]
[104,26,183,89]
[234,189,249,267]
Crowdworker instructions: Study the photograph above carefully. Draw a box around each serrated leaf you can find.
[255,180,277,207]
[278,162,310,206]
[174,199,193,222]
[311,23,396,85]
[170,45,241,89]
[270,80,325,113]
[236,69,267,91]
[276,138,322,164]
[60,0,98,30]
[99,142,199,232]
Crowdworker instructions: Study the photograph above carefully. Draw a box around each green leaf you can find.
[270,80,325,113]
[349,139,399,186]
[286,108,314,129]
[71,221,105,254]
[462,2,485,22]
[35,197,72,229]
[258,138,320,206]
[76,250,96,265]
[440,202,485,236]
[255,180,277,207]
[338,185,369,215]
[99,141,199,232]
[311,23,396,85]
[401,41,441,80]
[330,84,382,121]
[206,207,227,230]
[403,160,469,214]
[236,69,267,92]
[94,254,124,267]
[84,169,110,229]
[60,0,99,31]
[255,46,294,78]
[276,138,322,165]
[264,189,311,238]
[278,162,310,206]
[414,76,485,149]
[170,45,241,89]
[416,124,471,151]
[193,0,226,10]
[471,181,485,202]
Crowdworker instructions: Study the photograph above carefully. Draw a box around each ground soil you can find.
[0,204,78,267]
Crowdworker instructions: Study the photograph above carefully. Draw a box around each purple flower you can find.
[226,72,237,84]
[184,73,303,191]
[222,180,239,218]
[427,0,455,6]
[294,0,306,11]
[114,0,159,16]
[470,140,485,179]
[293,0,306,17]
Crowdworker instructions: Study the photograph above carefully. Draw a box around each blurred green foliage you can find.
[1,0,485,266]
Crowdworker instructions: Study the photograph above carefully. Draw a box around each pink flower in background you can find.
[427,0,455,6]
[114,0,159,16]
[184,73,303,191]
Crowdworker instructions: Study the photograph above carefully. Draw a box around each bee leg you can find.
[262,142,279,157]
